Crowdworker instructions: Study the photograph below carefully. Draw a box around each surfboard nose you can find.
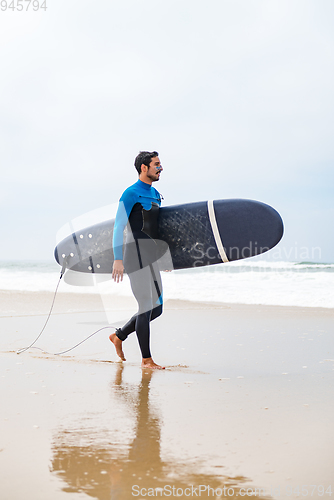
[212,199,284,261]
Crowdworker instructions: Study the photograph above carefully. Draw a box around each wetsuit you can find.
[113,179,164,359]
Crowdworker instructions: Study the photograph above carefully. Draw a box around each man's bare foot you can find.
[109,333,126,361]
[141,357,165,370]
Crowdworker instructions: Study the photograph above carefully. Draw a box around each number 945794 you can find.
[1,0,47,11]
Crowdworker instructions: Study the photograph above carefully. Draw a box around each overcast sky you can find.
[1,0,333,263]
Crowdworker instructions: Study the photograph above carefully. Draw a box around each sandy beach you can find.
[1,290,333,500]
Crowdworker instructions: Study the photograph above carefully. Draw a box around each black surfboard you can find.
[54,199,283,274]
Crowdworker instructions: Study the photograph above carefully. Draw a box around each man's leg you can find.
[115,261,163,341]
[140,262,164,369]
[110,263,164,368]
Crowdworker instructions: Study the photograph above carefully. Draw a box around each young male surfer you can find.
[109,151,165,369]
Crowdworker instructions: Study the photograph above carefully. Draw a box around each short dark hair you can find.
[134,151,159,175]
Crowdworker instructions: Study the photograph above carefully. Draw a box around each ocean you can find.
[1,259,333,309]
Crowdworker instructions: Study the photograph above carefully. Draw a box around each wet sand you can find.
[1,290,333,500]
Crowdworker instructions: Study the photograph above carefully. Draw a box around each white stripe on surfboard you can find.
[207,200,229,263]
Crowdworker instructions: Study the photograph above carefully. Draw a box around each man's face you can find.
[146,156,163,182]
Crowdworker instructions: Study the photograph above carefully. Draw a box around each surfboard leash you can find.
[16,257,118,356]
[23,326,115,356]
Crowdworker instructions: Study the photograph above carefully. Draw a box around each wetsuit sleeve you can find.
[112,190,135,260]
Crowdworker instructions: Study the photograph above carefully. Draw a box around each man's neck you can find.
[138,174,152,186]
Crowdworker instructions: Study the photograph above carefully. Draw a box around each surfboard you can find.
[54,199,283,275]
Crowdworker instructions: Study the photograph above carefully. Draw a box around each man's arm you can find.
[112,191,134,282]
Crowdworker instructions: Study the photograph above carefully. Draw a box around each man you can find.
[109,151,166,369]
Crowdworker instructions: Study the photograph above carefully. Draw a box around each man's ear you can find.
[141,163,147,174]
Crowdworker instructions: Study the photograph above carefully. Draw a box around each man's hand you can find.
[112,260,124,282]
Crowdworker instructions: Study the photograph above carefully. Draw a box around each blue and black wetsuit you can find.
[113,179,164,359]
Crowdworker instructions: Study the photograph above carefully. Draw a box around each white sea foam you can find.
[162,264,334,308]
[0,260,333,308]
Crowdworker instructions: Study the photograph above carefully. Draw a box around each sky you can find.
[0,0,333,263]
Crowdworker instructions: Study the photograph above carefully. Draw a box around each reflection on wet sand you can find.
[51,365,269,500]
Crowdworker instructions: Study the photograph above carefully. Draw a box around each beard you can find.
[147,172,160,182]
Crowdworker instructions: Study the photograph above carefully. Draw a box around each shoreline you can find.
[1,289,333,317]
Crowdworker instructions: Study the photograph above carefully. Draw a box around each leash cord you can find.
[16,275,63,354]
[23,326,114,356]
[17,262,117,356]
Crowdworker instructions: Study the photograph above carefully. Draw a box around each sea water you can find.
[0,259,333,309]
